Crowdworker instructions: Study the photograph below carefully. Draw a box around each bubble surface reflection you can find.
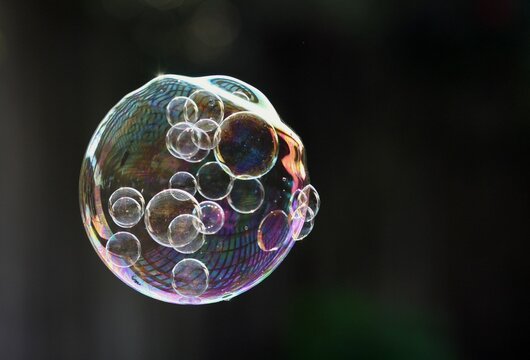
[80,74,320,304]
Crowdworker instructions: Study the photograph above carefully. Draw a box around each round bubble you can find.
[172,258,209,297]
[196,161,234,200]
[169,171,197,196]
[110,197,142,228]
[189,89,224,123]
[258,210,291,252]
[80,74,319,305]
[195,201,225,234]
[168,214,204,247]
[108,187,145,228]
[106,232,141,268]
[166,96,198,125]
[228,178,265,214]
[144,189,201,247]
[214,111,279,179]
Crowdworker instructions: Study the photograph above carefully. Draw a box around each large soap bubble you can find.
[79,75,320,304]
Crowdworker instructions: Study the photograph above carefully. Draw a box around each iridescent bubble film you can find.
[79,75,320,304]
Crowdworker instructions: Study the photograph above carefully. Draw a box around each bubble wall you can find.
[79,75,320,304]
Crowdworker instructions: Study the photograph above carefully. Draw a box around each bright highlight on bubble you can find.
[80,74,320,305]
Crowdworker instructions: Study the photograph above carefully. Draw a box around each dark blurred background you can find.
[0,0,528,359]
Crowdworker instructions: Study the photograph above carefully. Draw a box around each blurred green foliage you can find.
[287,291,455,360]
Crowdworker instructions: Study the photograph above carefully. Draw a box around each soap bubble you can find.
[228,178,265,214]
[106,232,141,268]
[214,111,279,179]
[189,89,224,123]
[195,200,225,234]
[108,187,145,228]
[168,214,204,247]
[257,210,290,252]
[144,189,201,247]
[172,258,209,297]
[166,96,198,125]
[80,74,320,305]
[196,161,233,200]
[169,171,197,196]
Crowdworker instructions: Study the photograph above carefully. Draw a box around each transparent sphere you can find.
[214,111,279,179]
[196,161,233,200]
[195,201,225,235]
[168,214,203,248]
[80,75,319,304]
[228,178,265,214]
[169,171,197,196]
[144,189,201,247]
[108,187,145,228]
[106,232,141,268]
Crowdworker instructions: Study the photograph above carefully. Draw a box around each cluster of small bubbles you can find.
[228,178,265,214]
[165,93,223,164]
[108,187,145,228]
[169,171,197,196]
[300,185,320,221]
[288,184,320,241]
[166,122,203,158]
[80,74,321,305]
[105,232,141,268]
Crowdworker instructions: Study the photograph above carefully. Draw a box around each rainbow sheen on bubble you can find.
[79,74,319,305]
